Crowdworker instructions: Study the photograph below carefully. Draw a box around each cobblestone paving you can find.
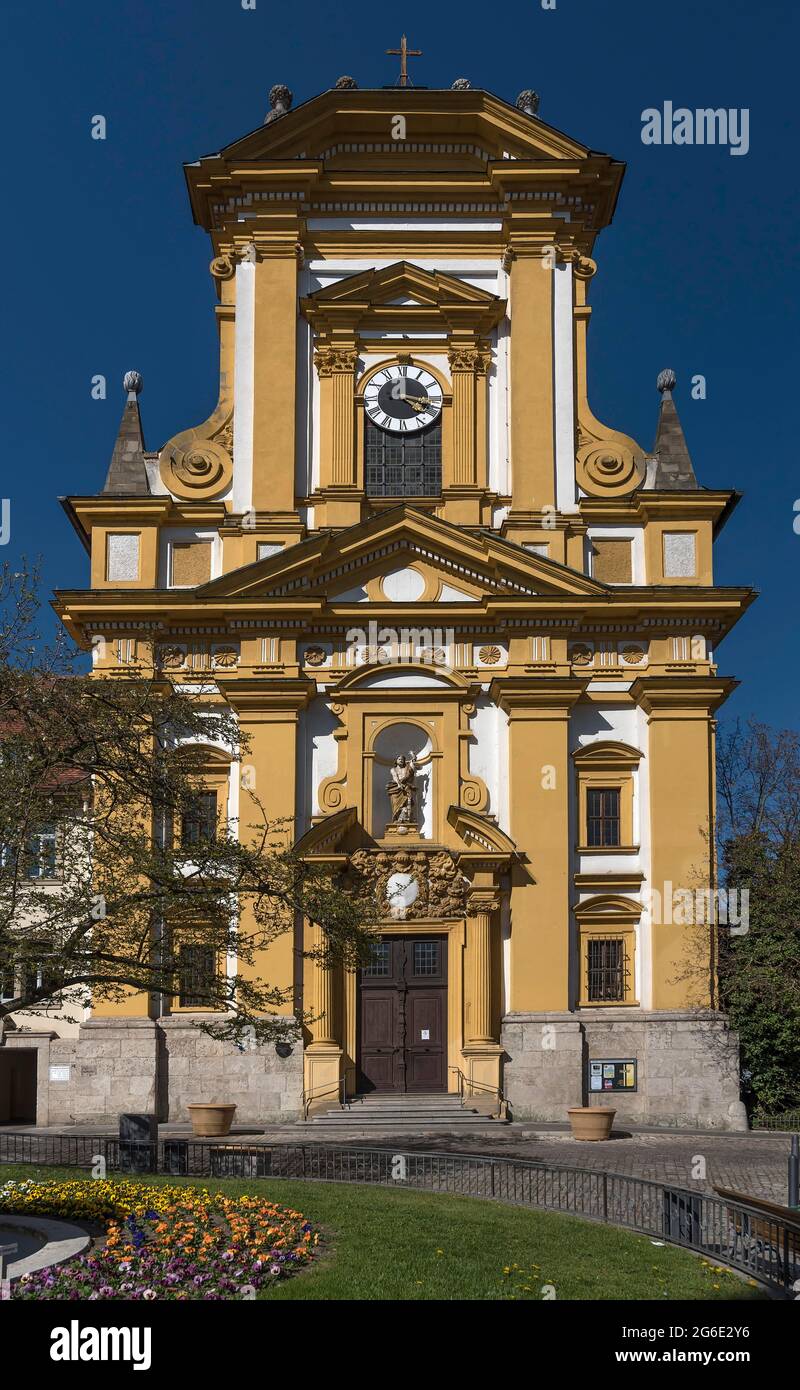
[2,1122,794,1204]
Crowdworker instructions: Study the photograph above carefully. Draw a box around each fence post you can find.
[788,1135,799,1209]
[602,1172,608,1223]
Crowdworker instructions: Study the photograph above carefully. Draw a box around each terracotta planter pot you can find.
[187,1104,237,1138]
[567,1107,616,1141]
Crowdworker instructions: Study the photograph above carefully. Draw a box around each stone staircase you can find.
[306,1091,509,1131]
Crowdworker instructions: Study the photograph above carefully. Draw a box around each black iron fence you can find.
[754,1110,800,1133]
[1,1131,798,1293]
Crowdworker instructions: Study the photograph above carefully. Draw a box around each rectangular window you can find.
[0,966,15,1001]
[413,941,440,976]
[25,824,58,879]
[591,539,633,584]
[180,792,217,849]
[22,955,60,1000]
[363,941,391,977]
[178,944,216,1009]
[170,541,212,587]
[257,542,284,561]
[586,788,621,848]
[586,937,628,1003]
[106,532,140,582]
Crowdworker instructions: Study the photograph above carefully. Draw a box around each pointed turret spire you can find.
[648,368,699,489]
[102,371,150,495]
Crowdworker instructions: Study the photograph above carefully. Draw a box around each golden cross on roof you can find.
[386,34,422,87]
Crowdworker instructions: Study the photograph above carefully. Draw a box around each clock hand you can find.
[408,396,431,411]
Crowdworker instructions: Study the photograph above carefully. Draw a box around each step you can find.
[309,1111,505,1126]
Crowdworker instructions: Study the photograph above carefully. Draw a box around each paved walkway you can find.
[2,1121,794,1205]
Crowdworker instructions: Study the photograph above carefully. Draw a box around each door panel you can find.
[359,990,401,1093]
[358,936,447,1093]
[405,991,445,1090]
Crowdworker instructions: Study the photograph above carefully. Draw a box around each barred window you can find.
[586,787,621,847]
[180,792,217,849]
[178,944,216,1008]
[586,937,628,1003]
[365,418,442,497]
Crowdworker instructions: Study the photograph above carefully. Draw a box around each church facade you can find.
[41,81,753,1129]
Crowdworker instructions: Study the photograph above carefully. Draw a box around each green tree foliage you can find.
[0,564,375,1045]
[716,719,800,1114]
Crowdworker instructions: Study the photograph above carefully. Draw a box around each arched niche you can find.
[370,719,435,838]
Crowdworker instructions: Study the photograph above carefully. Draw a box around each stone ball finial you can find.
[657,368,677,395]
[265,84,293,123]
[451,78,471,90]
[335,75,358,89]
[516,89,540,117]
[123,370,143,398]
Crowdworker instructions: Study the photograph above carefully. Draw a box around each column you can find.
[633,677,733,1011]
[467,889,499,1044]
[508,249,556,514]
[446,345,489,525]
[493,678,586,1012]
[311,921,336,1045]
[315,345,361,526]
[251,236,299,513]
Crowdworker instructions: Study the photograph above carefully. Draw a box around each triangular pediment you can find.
[197,506,607,604]
[305,261,501,311]
[301,261,505,337]
[212,88,595,165]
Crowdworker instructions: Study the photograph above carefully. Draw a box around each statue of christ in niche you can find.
[387,752,418,825]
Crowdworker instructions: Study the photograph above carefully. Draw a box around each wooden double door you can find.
[358,935,447,1093]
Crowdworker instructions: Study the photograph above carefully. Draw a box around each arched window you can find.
[365,417,442,497]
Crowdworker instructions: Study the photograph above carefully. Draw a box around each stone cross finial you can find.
[123,370,143,400]
[657,368,677,396]
[265,84,293,124]
[516,90,540,117]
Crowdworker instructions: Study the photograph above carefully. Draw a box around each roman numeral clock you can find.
[364,365,443,496]
[364,365,443,432]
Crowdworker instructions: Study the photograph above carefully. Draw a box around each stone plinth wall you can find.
[502,1011,747,1130]
[159,1016,303,1124]
[0,1015,304,1127]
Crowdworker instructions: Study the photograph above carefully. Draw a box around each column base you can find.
[460,1043,503,1105]
[304,1042,344,1115]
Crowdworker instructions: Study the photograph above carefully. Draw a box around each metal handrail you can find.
[302,1066,356,1121]
[1,1133,797,1292]
[449,1067,508,1120]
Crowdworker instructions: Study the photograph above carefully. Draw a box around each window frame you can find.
[573,742,642,855]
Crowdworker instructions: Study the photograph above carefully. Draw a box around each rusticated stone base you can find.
[159,1015,303,1124]
[502,1011,747,1131]
[1,1016,304,1127]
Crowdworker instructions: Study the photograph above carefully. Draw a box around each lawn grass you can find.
[0,1163,767,1301]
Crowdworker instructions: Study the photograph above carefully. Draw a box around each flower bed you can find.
[0,1178,317,1301]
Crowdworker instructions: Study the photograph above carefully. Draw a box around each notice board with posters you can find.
[588,1059,638,1093]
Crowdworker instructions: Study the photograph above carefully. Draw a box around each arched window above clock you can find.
[362,363,443,498]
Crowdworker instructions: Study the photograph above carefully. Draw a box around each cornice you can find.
[629,675,738,715]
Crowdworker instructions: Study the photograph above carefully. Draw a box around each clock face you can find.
[364,365,443,434]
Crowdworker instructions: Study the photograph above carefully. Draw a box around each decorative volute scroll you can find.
[570,246,647,498]
[158,268,236,501]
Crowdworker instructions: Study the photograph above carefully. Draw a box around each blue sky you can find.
[3,0,798,728]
